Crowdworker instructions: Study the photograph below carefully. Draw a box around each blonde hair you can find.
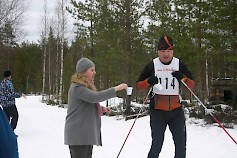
[71,73,97,91]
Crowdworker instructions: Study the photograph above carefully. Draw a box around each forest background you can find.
[0,0,236,115]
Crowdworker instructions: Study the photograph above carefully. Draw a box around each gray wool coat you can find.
[64,83,116,146]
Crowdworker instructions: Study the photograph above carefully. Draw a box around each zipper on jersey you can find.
[154,94,158,109]
[168,95,171,111]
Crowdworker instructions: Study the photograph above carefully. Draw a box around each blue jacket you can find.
[0,78,21,107]
[0,107,19,158]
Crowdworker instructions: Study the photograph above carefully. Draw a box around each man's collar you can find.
[160,57,173,65]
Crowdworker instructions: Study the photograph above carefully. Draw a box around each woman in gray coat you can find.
[64,57,128,158]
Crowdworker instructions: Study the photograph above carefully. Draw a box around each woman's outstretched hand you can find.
[114,83,128,92]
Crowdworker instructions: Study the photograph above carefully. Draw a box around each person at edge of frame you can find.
[0,105,19,158]
[0,70,26,132]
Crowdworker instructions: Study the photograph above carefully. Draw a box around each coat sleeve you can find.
[136,61,154,92]
[7,81,21,98]
[74,85,117,103]
[0,108,19,158]
[180,60,195,91]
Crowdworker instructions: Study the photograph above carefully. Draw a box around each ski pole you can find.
[181,80,237,145]
[116,87,152,158]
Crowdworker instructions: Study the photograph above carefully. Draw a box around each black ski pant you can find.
[147,107,186,158]
[3,104,19,131]
[69,145,93,158]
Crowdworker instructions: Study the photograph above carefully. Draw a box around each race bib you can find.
[153,57,180,95]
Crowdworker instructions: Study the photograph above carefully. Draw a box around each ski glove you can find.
[171,71,184,81]
[147,76,158,86]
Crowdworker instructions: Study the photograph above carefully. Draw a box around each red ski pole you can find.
[181,80,237,145]
[116,88,152,158]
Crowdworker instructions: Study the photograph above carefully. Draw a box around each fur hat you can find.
[76,58,95,73]
[158,35,173,50]
[3,70,11,78]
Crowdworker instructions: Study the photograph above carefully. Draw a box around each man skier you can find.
[136,35,195,158]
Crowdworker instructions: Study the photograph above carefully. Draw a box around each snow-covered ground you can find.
[15,96,237,158]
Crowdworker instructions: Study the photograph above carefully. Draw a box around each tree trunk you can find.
[58,0,65,107]
[42,0,48,103]
[124,0,132,115]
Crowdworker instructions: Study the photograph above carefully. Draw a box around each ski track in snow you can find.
[15,96,237,158]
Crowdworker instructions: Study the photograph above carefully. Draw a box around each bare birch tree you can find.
[41,0,49,102]
[0,0,28,70]
[53,4,61,104]
[0,0,27,36]
[58,0,66,107]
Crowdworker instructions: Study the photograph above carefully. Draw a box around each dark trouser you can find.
[148,107,186,158]
[69,145,93,158]
[3,104,19,131]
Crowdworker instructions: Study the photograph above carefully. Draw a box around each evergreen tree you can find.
[67,0,148,112]
[14,42,42,93]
